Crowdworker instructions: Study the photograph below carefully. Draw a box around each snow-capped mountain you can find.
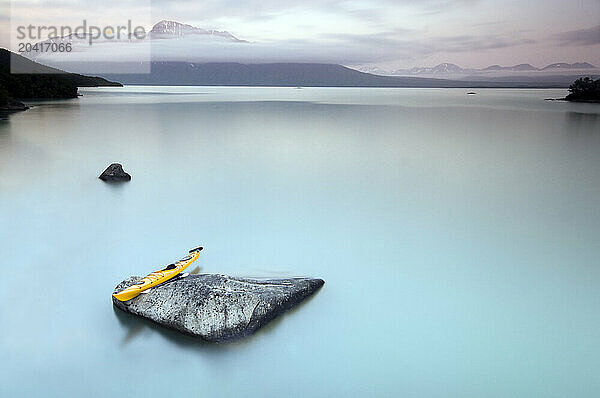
[386,63,470,77]
[407,63,464,75]
[21,19,250,73]
[150,20,200,36]
[356,66,390,75]
[149,20,247,42]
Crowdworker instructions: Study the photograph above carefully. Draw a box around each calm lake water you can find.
[1,87,599,397]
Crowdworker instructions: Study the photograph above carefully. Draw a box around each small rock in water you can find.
[99,163,131,182]
[112,274,324,342]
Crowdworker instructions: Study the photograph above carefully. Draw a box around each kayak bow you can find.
[113,247,203,302]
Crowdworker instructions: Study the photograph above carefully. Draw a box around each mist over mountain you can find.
[360,62,599,77]
[354,61,599,86]
[483,64,538,71]
[17,19,599,88]
[149,20,247,42]
[542,62,597,70]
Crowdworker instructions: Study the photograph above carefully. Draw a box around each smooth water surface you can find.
[1,87,599,397]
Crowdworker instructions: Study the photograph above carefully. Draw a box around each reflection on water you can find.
[112,305,242,354]
[112,306,146,346]
[565,111,600,135]
[0,112,16,122]
[1,87,600,397]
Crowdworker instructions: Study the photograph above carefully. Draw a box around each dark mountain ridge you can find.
[0,49,121,110]
[0,49,121,101]
[101,61,569,88]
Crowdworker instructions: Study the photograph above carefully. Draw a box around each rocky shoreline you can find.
[0,99,29,112]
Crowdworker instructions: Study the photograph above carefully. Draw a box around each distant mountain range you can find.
[542,62,597,70]
[361,62,599,77]
[99,62,572,88]
[483,64,538,71]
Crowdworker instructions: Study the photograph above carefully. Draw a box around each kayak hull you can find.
[112,247,202,302]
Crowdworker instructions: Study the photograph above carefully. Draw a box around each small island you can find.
[565,77,600,103]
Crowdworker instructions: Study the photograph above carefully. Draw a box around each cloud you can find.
[421,0,480,14]
[431,34,536,53]
[6,0,596,68]
[554,25,600,46]
[314,31,535,64]
[26,28,537,72]
[154,0,480,30]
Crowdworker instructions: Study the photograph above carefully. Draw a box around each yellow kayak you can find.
[113,247,203,302]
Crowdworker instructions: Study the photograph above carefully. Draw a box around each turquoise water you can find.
[1,87,599,397]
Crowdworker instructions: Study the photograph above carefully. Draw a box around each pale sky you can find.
[2,0,600,68]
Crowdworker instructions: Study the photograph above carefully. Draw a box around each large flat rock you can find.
[112,274,324,342]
